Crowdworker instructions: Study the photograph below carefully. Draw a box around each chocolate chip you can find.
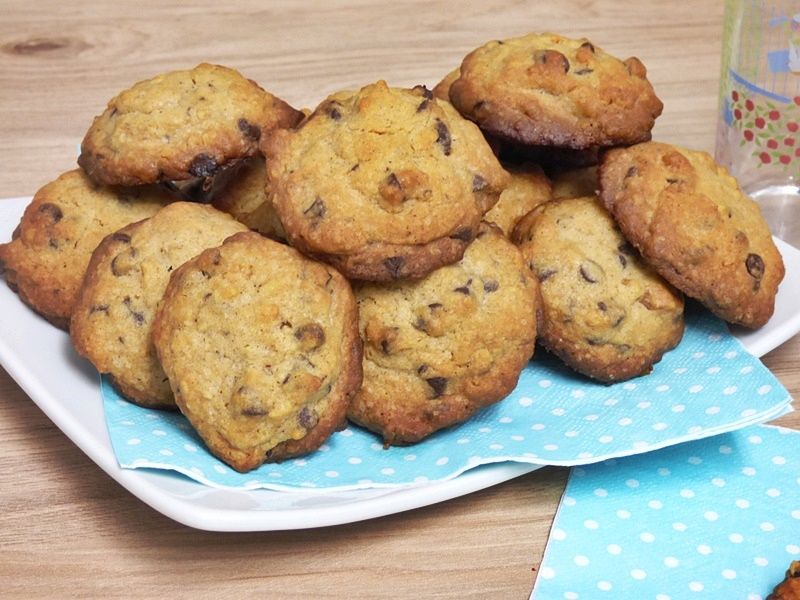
[666,177,681,184]
[472,174,488,192]
[538,268,557,282]
[618,241,635,255]
[617,253,628,268]
[38,202,63,223]
[380,338,391,354]
[625,166,638,178]
[533,49,570,73]
[425,376,447,398]
[417,364,429,374]
[111,232,131,243]
[449,227,473,242]
[281,374,291,384]
[412,317,427,332]
[122,296,145,326]
[453,278,472,295]
[428,303,443,311]
[386,172,401,188]
[237,118,261,140]
[241,406,267,417]
[188,153,218,177]
[48,239,59,249]
[111,248,137,277]
[579,264,600,283]
[303,197,326,219]
[597,301,607,312]
[413,84,434,99]
[329,107,342,121]
[298,406,319,429]
[483,280,499,293]
[349,163,360,172]
[435,120,452,156]
[416,99,430,112]
[383,256,406,279]
[294,323,326,351]
[89,304,109,314]
[579,41,595,53]
[575,68,594,75]
[746,253,765,280]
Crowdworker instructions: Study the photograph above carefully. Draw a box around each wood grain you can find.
[0,1,796,598]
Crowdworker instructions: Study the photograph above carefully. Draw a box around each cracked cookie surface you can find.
[70,202,248,409]
[599,141,784,328]
[513,196,684,382]
[0,169,170,329]
[264,80,509,281]
[348,224,538,445]
[152,231,362,472]
[449,33,663,149]
[79,63,303,187]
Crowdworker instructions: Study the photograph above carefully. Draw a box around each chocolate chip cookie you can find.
[79,63,303,187]
[70,202,248,409]
[449,33,663,149]
[599,141,784,328]
[512,196,684,382]
[348,223,538,445]
[263,80,509,281]
[152,231,362,472]
[211,155,287,240]
[484,166,552,236]
[0,170,170,329]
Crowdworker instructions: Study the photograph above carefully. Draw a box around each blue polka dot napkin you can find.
[531,424,800,600]
[104,306,792,490]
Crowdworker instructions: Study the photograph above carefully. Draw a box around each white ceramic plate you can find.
[1,196,798,531]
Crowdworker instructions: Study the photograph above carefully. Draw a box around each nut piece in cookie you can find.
[78,63,303,190]
[348,224,538,445]
[211,155,287,241]
[484,165,552,236]
[512,196,684,382]
[599,141,784,328]
[0,170,171,329]
[69,202,248,409]
[152,231,362,472]
[264,80,509,281]
[449,33,663,149]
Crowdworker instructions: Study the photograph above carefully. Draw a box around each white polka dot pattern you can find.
[531,425,800,600]
[104,309,791,490]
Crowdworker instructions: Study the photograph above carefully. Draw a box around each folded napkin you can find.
[531,424,800,599]
[104,305,792,491]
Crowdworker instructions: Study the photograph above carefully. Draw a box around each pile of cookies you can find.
[0,34,785,473]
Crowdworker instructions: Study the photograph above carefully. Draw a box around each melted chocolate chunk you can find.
[425,376,447,398]
[189,153,219,178]
[417,364,429,375]
[416,99,430,112]
[237,118,261,141]
[328,107,342,121]
[122,296,145,326]
[298,406,319,429]
[746,253,765,280]
[38,202,63,223]
[538,268,557,282]
[89,304,109,314]
[413,84,434,99]
[435,120,452,155]
[597,301,607,312]
[625,166,638,178]
[303,197,326,219]
[483,280,499,293]
[575,68,594,75]
[294,323,326,350]
[111,232,131,243]
[579,264,599,283]
[449,227,473,242]
[383,256,406,279]
[472,174,488,192]
[241,406,267,417]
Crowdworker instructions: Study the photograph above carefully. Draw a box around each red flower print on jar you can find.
[760,152,772,164]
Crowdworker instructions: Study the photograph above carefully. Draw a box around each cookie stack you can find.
[0,33,786,472]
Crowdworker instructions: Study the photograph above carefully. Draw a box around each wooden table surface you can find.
[1,1,797,598]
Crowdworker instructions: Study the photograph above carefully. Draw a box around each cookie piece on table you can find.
[78,63,303,189]
[349,224,538,445]
[211,155,287,241]
[599,141,784,328]
[484,166,552,236]
[512,196,684,383]
[552,166,598,199]
[264,80,509,281]
[0,170,171,329]
[768,560,800,600]
[449,33,663,149]
[70,202,248,409]
[152,232,362,472]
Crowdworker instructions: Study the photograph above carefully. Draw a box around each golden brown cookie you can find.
[264,80,509,281]
[599,141,784,328]
[768,561,800,600]
[211,155,287,240]
[0,170,170,329]
[449,33,663,149]
[484,166,552,236]
[78,63,303,187]
[432,68,460,101]
[349,224,538,445]
[70,202,248,409]
[512,196,684,382]
[152,231,362,472]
